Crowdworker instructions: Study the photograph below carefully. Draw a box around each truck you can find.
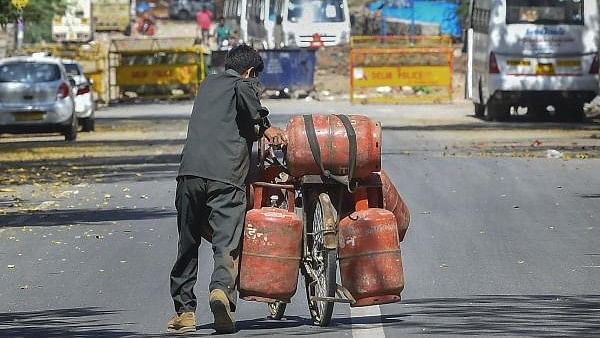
[92,0,132,33]
[279,0,351,47]
[223,0,350,48]
[52,0,94,43]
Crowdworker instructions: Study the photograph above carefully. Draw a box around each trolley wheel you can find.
[268,301,287,320]
[305,192,337,327]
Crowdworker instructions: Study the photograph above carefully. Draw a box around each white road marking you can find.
[351,305,386,338]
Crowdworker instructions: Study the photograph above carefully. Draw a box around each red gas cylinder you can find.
[285,115,381,178]
[380,170,411,242]
[338,208,404,307]
[239,207,302,303]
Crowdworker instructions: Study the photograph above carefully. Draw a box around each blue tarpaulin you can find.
[367,0,461,37]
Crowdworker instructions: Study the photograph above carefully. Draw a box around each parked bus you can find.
[465,0,600,121]
[92,0,132,33]
[52,0,94,43]
[224,0,269,48]
[223,0,350,48]
[280,0,350,47]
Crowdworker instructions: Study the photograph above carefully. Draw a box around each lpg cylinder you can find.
[380,170,411,242]
[286,115,381,178]
[239,207,302,303]
[338,208,404,307]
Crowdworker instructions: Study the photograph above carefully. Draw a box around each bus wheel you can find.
[485,102,510,121]
[178,10,190,20]
[556,101,585,122]
[474,103,485,117]
[528,105,549,121]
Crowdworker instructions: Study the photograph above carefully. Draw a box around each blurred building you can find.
[0,24,15,57]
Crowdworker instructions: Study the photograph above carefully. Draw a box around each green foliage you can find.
[457,0,470,27]
[0,0,17,29]
[0,0,66,43]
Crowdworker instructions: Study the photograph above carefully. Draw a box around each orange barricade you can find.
[349,36,454,104]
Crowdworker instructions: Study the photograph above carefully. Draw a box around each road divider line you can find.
[350,305,386,338]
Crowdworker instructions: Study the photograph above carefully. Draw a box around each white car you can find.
[62,59,95,131]
[0,56,77,141]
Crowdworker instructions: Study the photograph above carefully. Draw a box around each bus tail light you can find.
[489,52,500,74]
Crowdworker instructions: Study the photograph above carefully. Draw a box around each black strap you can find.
[303,114,328,175]
[302,114,358,191]
[334,114,357,185]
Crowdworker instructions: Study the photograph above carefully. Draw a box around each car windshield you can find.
[288,0,345,23]
[0,62,61,83]
[63,63,81,76]
[506,0,584,25]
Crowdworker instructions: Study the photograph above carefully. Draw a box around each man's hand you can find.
[264,127,288,145]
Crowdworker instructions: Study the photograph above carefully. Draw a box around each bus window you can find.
[268,0,283,21]
[287,0,346,23]
[246,0,264,20]
[269,0,276,20]
[506,0,584,25]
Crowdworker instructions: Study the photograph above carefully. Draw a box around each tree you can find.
[457,0,470,29]
[0,0,66,43]
[0,0,18,30]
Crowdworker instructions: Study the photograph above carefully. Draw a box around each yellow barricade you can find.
[116,64,200,86]
[349,36,454,104]
[109,38,207,102]
[353,66,451,87]
[10,42,110,104]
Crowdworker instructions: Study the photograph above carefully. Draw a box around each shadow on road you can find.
[0,307,161,338]
[215,294,600,337]
[1,295,598,336]
[0,207,175,228]
[383,119,600,132]
[390,294,600,337]
[97,114,296,125]
[196,315,309,332]
[0,154,180,186]
[0,138,185,150]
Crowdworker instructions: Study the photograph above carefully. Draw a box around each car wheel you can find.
[64,115,78,142]
[485,101,510,121]
[178,10,190,20]
[81,118,95,132]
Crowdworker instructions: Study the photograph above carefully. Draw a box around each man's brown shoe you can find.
[209,289,236,334]
[167,311,196,334]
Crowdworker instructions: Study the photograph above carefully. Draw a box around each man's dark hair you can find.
[224,44,264,75]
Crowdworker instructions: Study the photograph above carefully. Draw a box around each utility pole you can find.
[410,0,415,40]
[10,0,28,50]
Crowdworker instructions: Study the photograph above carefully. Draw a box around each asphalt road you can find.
[1,101,599,337]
